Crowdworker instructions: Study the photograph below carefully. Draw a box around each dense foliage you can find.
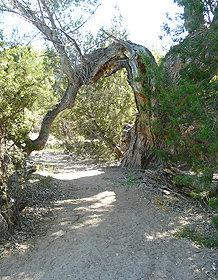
[140,0,218,227]
[0,44,54,231]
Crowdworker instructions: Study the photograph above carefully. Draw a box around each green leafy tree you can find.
[0,46,54,143]
[0,44,54,231]
[137,0,218,227]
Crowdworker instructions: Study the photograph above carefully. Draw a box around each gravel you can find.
[0,173,64,258]
[136,174,218,247]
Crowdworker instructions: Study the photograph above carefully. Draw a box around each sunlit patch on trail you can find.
[36,169,105,180]
[72,191,116,229]
[52,191,116,233]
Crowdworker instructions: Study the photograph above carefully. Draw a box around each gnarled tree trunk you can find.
[23,38,161,166]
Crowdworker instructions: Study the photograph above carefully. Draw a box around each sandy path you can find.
[0,151,217,279]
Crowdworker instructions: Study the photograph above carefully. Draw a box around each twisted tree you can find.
[1,0,218,171]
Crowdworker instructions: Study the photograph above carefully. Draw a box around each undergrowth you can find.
[175,226,218,248]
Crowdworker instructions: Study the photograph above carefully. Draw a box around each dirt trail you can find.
[0,150,217,279]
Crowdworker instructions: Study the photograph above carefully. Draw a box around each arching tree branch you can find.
[23,40,156,154]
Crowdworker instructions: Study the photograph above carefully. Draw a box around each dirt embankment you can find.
[0,150,218,280]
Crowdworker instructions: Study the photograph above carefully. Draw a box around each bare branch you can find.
[36,0,45,24]
[40,0,56,30]
[7,0,74,79]
[70,4,101,34]
[101,29,121,42]
[58,28,86,66]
